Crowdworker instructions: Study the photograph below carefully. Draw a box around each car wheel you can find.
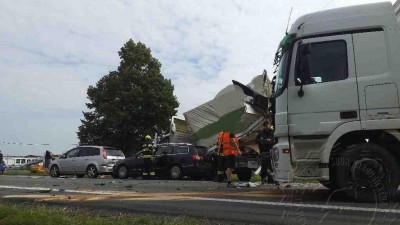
[50,165,60,177]
[236,169,252,181]
[169,165,183,180]
[333,143,400,202]
[117,165,129,179]
[86,165,98,178]
[76,174,85,178]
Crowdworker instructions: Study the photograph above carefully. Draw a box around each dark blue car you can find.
[113,143,209,179]
[0,163,6,174]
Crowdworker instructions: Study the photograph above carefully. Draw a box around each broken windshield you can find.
[272,33,295,96]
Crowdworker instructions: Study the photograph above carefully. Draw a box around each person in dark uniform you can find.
[44,150,53,175]
[142,135,155,180]
[256,120,276,184]
[0,150,4,164]
[0,150,4,174]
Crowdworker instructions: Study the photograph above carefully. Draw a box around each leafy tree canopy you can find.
[78,40,179,155]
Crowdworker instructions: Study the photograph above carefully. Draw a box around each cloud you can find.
[0,0,396,155]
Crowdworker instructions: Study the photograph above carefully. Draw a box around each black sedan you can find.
[113,143,209,179]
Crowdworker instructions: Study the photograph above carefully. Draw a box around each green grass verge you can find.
[0,203,206,225]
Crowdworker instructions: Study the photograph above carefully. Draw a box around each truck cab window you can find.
[295,40,348,85]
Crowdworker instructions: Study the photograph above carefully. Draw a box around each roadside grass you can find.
[0,203,206,225]
[2,169,45,176]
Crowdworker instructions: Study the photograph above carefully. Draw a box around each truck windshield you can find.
[274,52,288,94]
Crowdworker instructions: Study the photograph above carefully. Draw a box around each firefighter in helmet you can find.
[142,135,155,179]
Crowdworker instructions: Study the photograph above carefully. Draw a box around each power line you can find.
[320,0,335,11]
[0,141,50,146]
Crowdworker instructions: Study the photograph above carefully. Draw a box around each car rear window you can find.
[105,148,124,157]
[193,146,208,155]
[89,147,100,156]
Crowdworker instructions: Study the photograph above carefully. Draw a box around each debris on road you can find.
[227,182,261,188]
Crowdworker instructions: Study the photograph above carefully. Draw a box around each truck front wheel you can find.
[236,169,252,182]
[332,143,400,202]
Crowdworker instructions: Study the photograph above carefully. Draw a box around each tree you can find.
[77,39,179,155]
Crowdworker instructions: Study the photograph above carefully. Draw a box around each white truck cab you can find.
[271,2,400,201]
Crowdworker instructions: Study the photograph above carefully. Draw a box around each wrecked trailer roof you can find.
[183,74,271,148]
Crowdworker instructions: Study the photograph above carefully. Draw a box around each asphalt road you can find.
[0,175,399,224]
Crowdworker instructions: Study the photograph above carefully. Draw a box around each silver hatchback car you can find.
[50,146,125,178]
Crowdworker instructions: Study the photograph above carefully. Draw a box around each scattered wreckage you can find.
[161,71,273,181]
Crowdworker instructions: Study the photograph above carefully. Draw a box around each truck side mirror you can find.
[296,43,311,97]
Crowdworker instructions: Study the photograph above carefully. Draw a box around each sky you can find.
[0,0,396,156]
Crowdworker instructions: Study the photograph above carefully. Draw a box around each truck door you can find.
[287,34,360,161]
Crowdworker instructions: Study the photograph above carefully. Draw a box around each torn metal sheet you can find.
[181,75,271,148]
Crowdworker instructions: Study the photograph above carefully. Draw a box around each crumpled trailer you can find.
[162,71,272,181]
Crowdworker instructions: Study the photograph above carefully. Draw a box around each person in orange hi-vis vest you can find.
[217,131,241,187]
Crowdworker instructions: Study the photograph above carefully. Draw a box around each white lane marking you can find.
[197,197,400,214]
[1,185,399,214]
[0,185,114,195]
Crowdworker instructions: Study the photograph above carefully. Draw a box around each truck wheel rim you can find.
[350,158,385,187]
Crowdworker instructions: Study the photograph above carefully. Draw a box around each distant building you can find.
[395,0,400,22]
[3,155,42,168]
